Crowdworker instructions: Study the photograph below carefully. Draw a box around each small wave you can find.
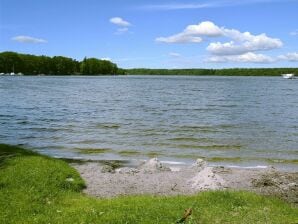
[0,114,15,118]
[170,126,221,133]
[75,148,113,154]
[227,165,268,169]
[177,144,241,150]
[20,135,37,140]
[170,108,219,112]
[94,123,121,129]
[17,120,30,125]
[168,137,213,143]
[160,160,186,165]
[26,127,74,133]
[215,124,238,129]
[72,140,99,144]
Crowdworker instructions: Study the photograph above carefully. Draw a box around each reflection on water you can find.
[0,75,297,170]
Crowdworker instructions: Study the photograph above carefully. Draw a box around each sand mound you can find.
[138,158,171,173]
[188,167,226,190]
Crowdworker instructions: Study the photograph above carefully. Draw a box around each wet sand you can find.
[72,158,298,204]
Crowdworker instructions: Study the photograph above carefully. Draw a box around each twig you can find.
[176,208,192,223]
[171,183,177,191]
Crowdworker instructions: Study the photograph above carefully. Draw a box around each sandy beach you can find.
[72,158,298,204]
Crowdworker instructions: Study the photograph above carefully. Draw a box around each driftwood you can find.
[176,208,192,223]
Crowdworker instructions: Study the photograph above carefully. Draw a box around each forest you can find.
[1,51,297,76]
[126,68,298,76]
[0,51,124,75]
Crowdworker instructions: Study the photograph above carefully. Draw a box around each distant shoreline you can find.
[1,73,297,77]
[1,51,297,76]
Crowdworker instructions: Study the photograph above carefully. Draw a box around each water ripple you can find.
[1,75,298,170]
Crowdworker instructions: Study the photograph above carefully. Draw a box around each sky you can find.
[0,0,298,69]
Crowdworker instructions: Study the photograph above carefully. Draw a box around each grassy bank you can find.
[0,144,297,224]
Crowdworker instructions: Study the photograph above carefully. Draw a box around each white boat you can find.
[282,73,294,79]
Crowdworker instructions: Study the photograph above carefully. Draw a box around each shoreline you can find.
[42,146,298,173]
[72,158,298,204]
[58,155,298,172]
[1,74,298,77]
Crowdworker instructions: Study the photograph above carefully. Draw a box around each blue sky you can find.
[1,0,298,68]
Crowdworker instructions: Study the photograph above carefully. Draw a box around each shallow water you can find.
[1,75,297,170]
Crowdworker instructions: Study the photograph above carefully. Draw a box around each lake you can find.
[1,75,297,170]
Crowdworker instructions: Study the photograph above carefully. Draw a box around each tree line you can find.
[125,68,298,76]
[0,51,124,75]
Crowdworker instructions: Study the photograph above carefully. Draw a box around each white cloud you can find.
[157,20,285,64]
[169,52,181,57]
[156,34,202,43]
[156,21,222,43]
[278,52,298,61]
[207,52,275,63]
[100,57,112,61]
[207,29,283,55]
[109,17,131,27]
[207,51,298,63]
[140,3,212,10]
[290,30,298,36]
[185,21,223,37]
[118,27,128,32]
[140,0,294,10]
[115,27,129,35]
[156,21,282,59]
[11,35,47,43]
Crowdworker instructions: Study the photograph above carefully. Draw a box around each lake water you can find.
[1,75,297,170]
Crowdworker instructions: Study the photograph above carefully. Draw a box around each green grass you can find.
[0,144,297,224]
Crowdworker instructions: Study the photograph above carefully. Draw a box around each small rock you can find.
[288,182,297,188]
[117,167,139,174]
[101,165,115,173]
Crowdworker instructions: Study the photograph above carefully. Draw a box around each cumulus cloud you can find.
[156,21,282,54]
[11,35,47,43]
[207,29,283,55]
[109,17,131,27]
[207,52,275,63]
[156,21,222,43]
[278,52,298,61]
[185,21,223,37]
[156,20,284,64]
